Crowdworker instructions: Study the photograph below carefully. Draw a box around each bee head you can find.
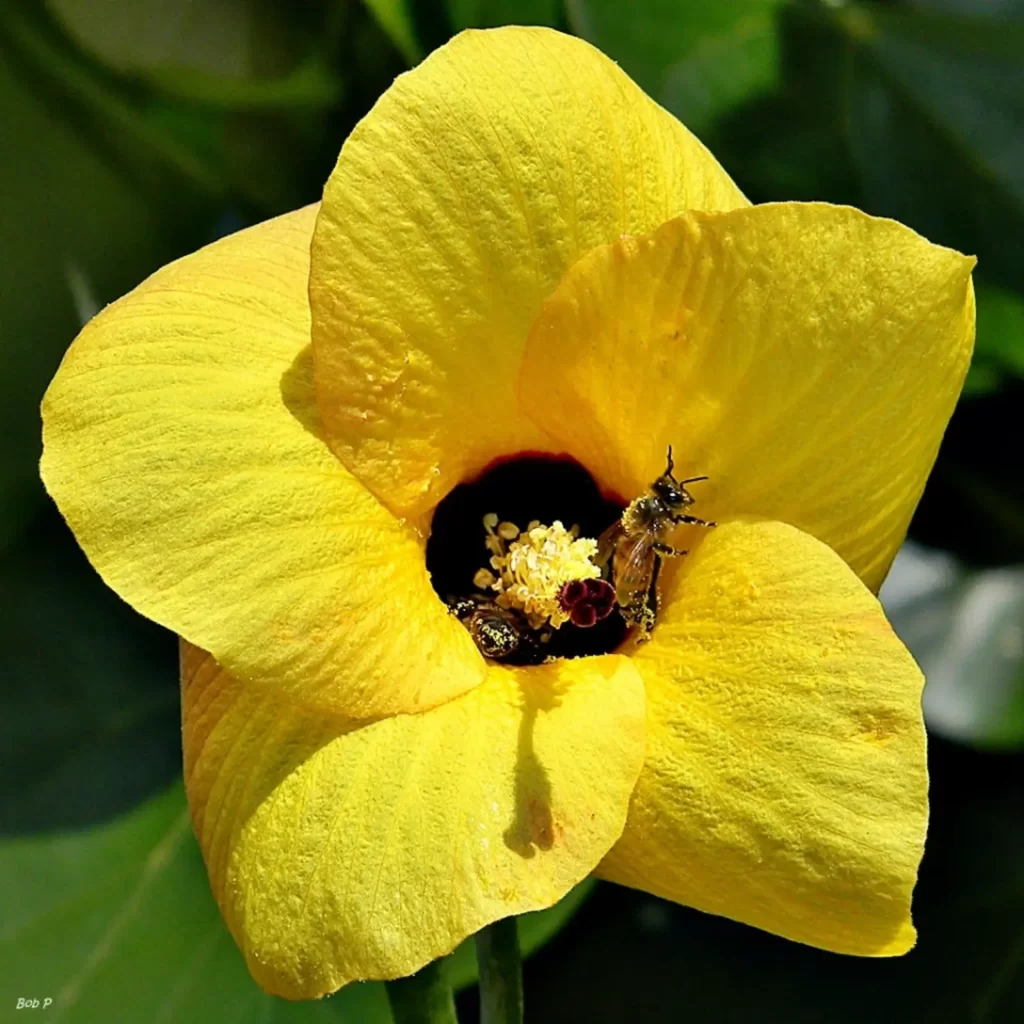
[652,473,693,509]
[651,445,705,509]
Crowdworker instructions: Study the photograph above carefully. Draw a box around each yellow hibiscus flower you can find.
[40,26,974,1002]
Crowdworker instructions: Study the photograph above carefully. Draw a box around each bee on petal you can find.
[598,446,715,639]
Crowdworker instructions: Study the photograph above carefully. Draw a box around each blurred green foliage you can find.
[882,543,1024,749]
[361,0,422,62]
[2,0,1022,1020]
[448,0,560,29]
[566,0,784,135]
[49,0,346,108]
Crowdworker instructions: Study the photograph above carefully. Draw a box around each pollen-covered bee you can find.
[447,594,535,661]
[598,446,714,638]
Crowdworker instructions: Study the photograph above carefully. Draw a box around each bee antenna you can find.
[665,445,674,475]
[679,475,708,485]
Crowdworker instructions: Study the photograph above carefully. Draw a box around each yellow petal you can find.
[181,640,646,998]
[598,519,927,956]
[310,25,746,517]
[519,203,976,591]
[41,207,483,719]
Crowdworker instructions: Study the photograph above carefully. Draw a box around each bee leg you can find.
[635,606,656,643]
[652,542,688,558]
[621,600,655,639]
[672,513,716,528]
[629,555,663,644]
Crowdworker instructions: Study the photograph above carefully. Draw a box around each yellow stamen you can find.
[488,520,601,629]
[473,567,497,589]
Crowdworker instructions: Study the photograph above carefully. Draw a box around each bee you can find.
[598,446,714,638]
[447,594,536,661]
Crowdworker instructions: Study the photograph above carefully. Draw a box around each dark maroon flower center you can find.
[426,455,627,660]
[558,577,616,627]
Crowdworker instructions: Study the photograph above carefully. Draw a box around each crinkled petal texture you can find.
[310,25,747,516]
[41,207,483,719]
[520,203,976,591]
[181,641,646,999]
[598,519,928,956]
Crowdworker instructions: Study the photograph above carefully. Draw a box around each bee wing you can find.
[596,520,625,570]
[614,533,656,610]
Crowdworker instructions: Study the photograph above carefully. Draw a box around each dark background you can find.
[1,1,1021,1021]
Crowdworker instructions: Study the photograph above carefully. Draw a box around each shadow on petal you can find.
[280,344,328,443]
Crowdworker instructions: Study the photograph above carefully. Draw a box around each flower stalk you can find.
[476,918,524,1024]
[385,960,459,1024]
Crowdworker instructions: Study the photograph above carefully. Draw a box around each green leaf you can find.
[0,512,180,834]
[964,281,1024,395]
[1,5,227,199]
[906,0,1024,22]
[832,2,1024,286]
[565,0,784,134]
[143,59,343,113]
[702,6,863,205]
[881,541,1024,749]
[962,363,1003,396]
[361,0,422,65]
[49,0,283,78]
[0,10,216,552]
[447,0,560,30]
[0,783,394,1022]
[47,0,343,110]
